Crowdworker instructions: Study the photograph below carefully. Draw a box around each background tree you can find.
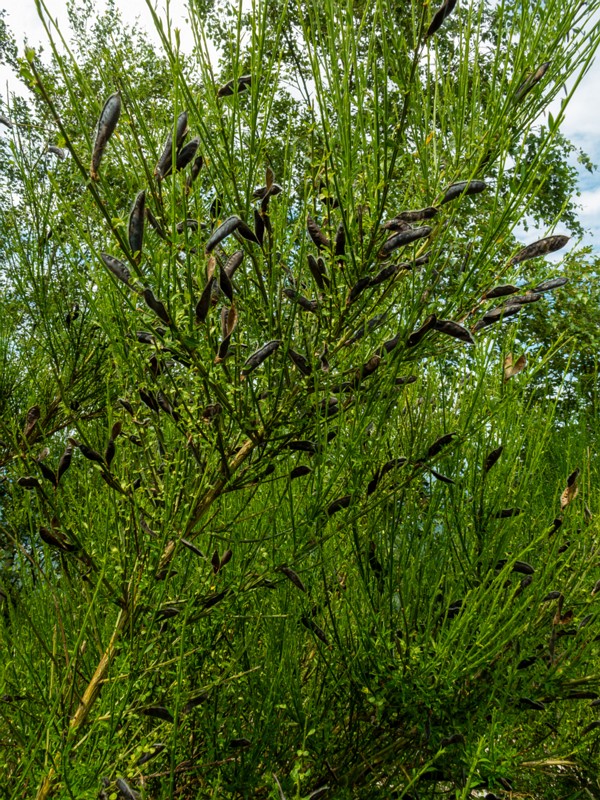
[1,1,600,798]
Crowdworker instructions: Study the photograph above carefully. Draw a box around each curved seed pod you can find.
[381,219,412,233]
[175,137,199,171]
[24,405,41,438]
[185,155,204,194]
[139,389,159,413]
[513,561,534,575]
[483,284,518,299]
[327,495,351,515]
[155,111,189,178]
[307,215,331,250]
[483,445,503,473]
[504,353,527,381]
[128,191,146,263]
[426,0,457,37]
[215,306,238,363]
[140,705,174,723]
[279,565,306,592]
[288,349,312,376]
[196,278,215,324]
[136,743,166,767]
[101,253,131,287]
[143,289,171,325]
[510,235,569,265]
[300,616,329,645]
[219,264,234,302]
[220,549,232,568]
[515,61,551,102]
[473,304,522,330]
[205,216,241,253]
[105,438,116,467]
[388,207,438,224]
[0,114,12,128]
[288,440,317,453]
[254,208,265,246]
[509,293,541,304]
[378,226,432,258]
[430,468,455,484]
[218,74,252,97]
[517,656,538,669]
[57,444,73,484]
[176,219,199,234]
[90,92,121,180]
[426,432,456,459]
[433,319,475,344]
[202,403,222,422]
[241,340,281,377]
[291,466,312,479]
[79,443,104,464]
[224,250,244,278]
[157,391,179,420]
[440,180,487,204]
[283,288,318,312]
[39,461,57,486]
[17,476,41,489]
[307,253,328,290]
[47,145,65,160]
[533,277,568,293]
[407,314,437,347]
[39,526,77,552]
[237,218,261,246]
[136,331,155,345]
[119,398,134,416]
[347,277,371,305]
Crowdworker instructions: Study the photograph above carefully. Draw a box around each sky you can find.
[1,0,599,252]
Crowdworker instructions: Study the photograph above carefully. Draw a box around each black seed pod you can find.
[288,349,312,376]
[185,155,203,194]
[307,216,331,249]
[90,92,121,180]
[283,288,318,312]
[483,284,518,299]
[279,566,307,592]
[241,340,281,376]
[407,314,437,347]
[426,0,457,38]
[155,111,189,178]
[205,216,241,253]
[483,446,503,473]
[532,277,568,293]
[433,319,475,344]
[378,226,432,258]
[196,278,215,324]
[510,235,569,265]
[101,253,131,287]
[515,61,551,102]
[327,495,351,515]
[175,137,199,171]
[57,445,73,484]
[142,289,171,325]
[440,180,487,204]
[307,253,328,290]
[128,191,146,263]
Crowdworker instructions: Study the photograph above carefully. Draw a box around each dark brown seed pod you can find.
[0,114,12,128]
[347,277,371,305]
[78,443,104,464]
[533,277,568,293]
[378,226,432,259]
[307,253,328,290]
[483,284,519,300]
[175,137,199,171]
[381,219,413,233]
[542,591,562,602]
[136,331,154,345]
[219,263,234,302]
[369,263,403,287]
[426,0,457,38]
[90,92,121,181]
[396,375,417,385]
[146,208,168,240]
[224,250,244,279]
[183,691,209,713]
[307,215,331,250]
[196,278,215,324]
[218,74,252,96]
[119,398,134,416]
[353,355,381,386]
[515,61,551,102]
[300,616,330,645]
[176,219,199,234]
[508,293,541,305]
[136,743,166,767]
[254,208,265,247]
[57,445,73,484]
[215,305,238,363]
[494,508,523,518]
[426,432,456,459]
[39,526,77,552]
[387,207,439,224]
[288,349,312,376]
[185,155,203,194]
[283,288,318,312]
[518,697,545,711]
[279,566,307,592]
[473,304,522,330]
[201,403,222,422]
[327,495,352,515]
[220,549,232,568]
[517,656,537,669]
[440,180,487,204]
[433,319,475,344]
[430,469,455,484]
[241,340,281,377]
[156,392,179,420]
[237,218,261,246]
[142,289,171,325]
[47,145,65,160]
[140,705,174,723]
[104,438,116,467]
[17,476,41,489]
[116,778,139,800]
[291,466,312,479]
[39,461,57,487]
[155,111,189,178]
[205,216,241,253]
[101,253,131,287]
[181,539,204,557]
[581,721,600,736]
[24,405,40,438]
[128,191,145,263]
[510,235,570,265]
[229,738,252,748]
[211,550,221,574]
[346,314,387,346]
[407,314,437,347]
[483,446,503,473]
[287,440,317,453]
[139,389,159,413]
[512,561,534,575]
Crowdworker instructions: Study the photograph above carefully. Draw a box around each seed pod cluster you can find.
[155,111,189,179]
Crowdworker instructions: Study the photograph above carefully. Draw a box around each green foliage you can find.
[0,0,600,798]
